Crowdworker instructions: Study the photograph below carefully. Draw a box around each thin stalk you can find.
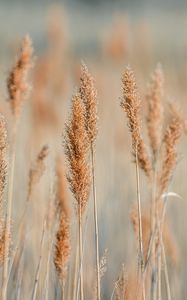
[75,200,91,300]
[45,233,53,300]
[16,249,24,300]
[32,216,47,300]
[157,248,162,300]
[7,202,29,283]
[161,240,171,300]
[76,204,84,300]
[2,119,18,300]
[73,242,79,300]
[91,143,100,300]
[135,145,145,300]
[150,150,159,300]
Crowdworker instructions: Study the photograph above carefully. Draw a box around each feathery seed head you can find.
[121,66,152,178]
[0,115,8,212]
[54,212,71,284]
[28,145,49,199]
[7,35,33,119]
[80,63,98,145]
[159,114,181,195]
[146,64,164,160]
[65,93,91,215]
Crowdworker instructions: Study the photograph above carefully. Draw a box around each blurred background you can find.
[1,0,187,299]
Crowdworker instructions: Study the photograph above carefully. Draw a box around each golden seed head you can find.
[65,93,91,215]
[121,66,152,178]
[7,35,34,119]
[80,63,98,145]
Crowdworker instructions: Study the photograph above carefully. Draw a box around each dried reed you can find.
[80,63,100,300]
[146,64,164,163]
[65,93,91,300]
[54,158,71,296]
[2,35,33,300]
[121,66,152,179]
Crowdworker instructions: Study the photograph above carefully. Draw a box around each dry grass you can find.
[0,9,186,300]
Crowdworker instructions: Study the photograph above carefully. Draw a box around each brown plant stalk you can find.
[65,93,91,300]
[79,63,100,300]
[2,35,33,300]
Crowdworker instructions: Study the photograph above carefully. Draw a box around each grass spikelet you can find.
[65,92,91,300]
[54,157,71,290]
[65,93,91,215]
[0,115,8,266]
[80,63,100,300]
[28,145,49,199]
[0,115,8,212]
[56,156,70,217]
[54,212,71,288]
[146,64,164,162]
[80,62,98,144]
[159,114,181,196]
[121,66,152,179]
[7,35,33,119]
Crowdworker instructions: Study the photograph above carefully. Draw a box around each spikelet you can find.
[7,35,33,119]
[0,115,8,212]
[159,114,181,196]
[0,116,8,266]
[0,221,7,266]
[56,156,70,217]
[121,66,152,178]
[146,64,164,161]
[115,268,143,300]
[54,156,71,285]
[115,265,126,300]
[28,145,49,199]
[131,208,151,261]
[65,93,91,215]
[79,63,98,144]
[54,211,71,285]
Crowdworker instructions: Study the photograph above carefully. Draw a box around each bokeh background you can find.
[1,0,187,299]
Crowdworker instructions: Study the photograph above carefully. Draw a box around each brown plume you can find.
[121,66,152,178]
[7,35,33,119]
[146,64,164,161]
[65,93,91,215]
[80,63,98,145]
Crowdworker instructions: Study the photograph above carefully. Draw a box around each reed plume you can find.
[0,115,8,212]
[65,93,91,215]
[2,36,34,300]
[0,115,8,266]
[80,63,98,144]
[146,64,164,162]
[54,212,71,288]
[7,35,33,119]
[54,157,71,290]
[79,63,100,300]
[159,114,181,196]
[56,156,70,217]
[65,93,91,300]
[28,145,49,200]
[121,66,152,179]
